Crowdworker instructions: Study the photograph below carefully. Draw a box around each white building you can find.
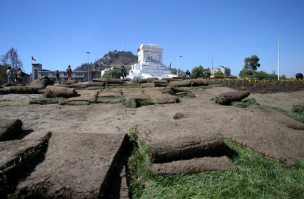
[211,66,231,76]
[127,44,176,79]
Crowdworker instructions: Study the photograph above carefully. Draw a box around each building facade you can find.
[211,66,231,76]
[32,63,100,83]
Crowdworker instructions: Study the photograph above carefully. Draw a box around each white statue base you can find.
[126,44,177,79]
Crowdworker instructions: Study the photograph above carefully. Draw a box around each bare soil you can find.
[0,85,304,198]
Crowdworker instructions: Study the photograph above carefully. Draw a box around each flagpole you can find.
[278,30,280,80]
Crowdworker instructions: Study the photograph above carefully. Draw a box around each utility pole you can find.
[212,56,213,75]
[278,30,280,80]
[125,40,126,51]
[86,52,90,82]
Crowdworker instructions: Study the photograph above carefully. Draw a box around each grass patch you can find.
[122,99,137,108]
[137,99,155,106]
[97,96,123,103]
[85,86,104,90]
[173,112,184,120]
[1,99,10,102]
[29,97,67,104]
[262,105,304,123]
[127,132,304,198]
[231,97,258,109]
[59,101,90,106]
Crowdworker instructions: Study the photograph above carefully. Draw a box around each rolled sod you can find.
[138,83,155,88]
[215,91,250,105]
[69,83,87,88]
[62,80,78,85]
[149,133,225,163]
[9,86,40,94]
[144,89,178,104]
[87,81,105,87]
[170,81,192,87]
[92,78,106,82]
[30,76,54,89]
[44,86,77,98]
[138,79,148,84]
[66,90,97,103]
[130,79,138,83]
[0,119,22,141]
[191,79,208,86]
[152,156,236,175]
[98,90,122,98]
[154,80,169,87]
[106,78,123,85]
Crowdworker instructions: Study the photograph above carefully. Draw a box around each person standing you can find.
[6,66,13,84]
[55,70,60,84]
[186,70,191,79]
[17,68,22,83]
[121,65,126,79]
[66,65,72,80]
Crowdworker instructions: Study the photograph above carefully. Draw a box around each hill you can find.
[74,50,138,71]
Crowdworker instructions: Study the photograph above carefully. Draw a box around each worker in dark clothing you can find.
[121,65,126,79]
[295,73,303,80]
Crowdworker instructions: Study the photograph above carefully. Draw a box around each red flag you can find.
[32,56,36,61]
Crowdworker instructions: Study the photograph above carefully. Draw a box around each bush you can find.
[102,69,121,79]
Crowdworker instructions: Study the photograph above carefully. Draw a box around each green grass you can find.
[231,97,258,109]
[122,99,137,108]
[137,99,155,106]
[97,96,123,103]
[85,86,104,90]
[173,112,184,120]
[29,97,67,104]
[262,105,304,123]
[59,101,90,105]
[127,130,304,199]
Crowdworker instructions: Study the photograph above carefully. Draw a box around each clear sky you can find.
[1,0,303,78]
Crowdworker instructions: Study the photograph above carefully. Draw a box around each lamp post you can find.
[86,52,90,82]
[179,56,182,77]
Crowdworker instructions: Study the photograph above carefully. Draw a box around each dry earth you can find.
[1,86,304,198]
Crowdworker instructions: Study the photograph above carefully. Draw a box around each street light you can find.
[177,55,182,77]
[86,52,90,82]
[179,56,182,77]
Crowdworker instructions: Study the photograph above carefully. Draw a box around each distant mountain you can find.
[74,50,138,71]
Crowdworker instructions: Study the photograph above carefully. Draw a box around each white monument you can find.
[126,44,177,79]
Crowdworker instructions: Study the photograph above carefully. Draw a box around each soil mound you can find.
[152,156,236,175]
[44,86,77,98]
[0,119,22,141]
[30,76,54,89]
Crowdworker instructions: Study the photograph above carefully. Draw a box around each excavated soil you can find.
[0,85,304,198]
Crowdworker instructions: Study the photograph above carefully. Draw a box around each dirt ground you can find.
[1,85,304,198]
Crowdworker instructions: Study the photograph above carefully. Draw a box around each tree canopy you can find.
[244,55,260,70]
[1,47,23,70]
[190,65,211,79]
[214,70,225,76]
[102,69,122,79]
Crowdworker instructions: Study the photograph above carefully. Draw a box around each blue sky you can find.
[1,0,303,78]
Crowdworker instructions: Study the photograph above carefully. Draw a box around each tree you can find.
[171,69,177,74]
[214,70,225,76]
[1,47,23,70]
[102,69,122,79]
[243,55,260,70]
[203,68,211,78]
[190,65,205,79]
[0,63,9,85]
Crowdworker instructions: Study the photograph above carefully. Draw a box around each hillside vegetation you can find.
[75,50,137,71]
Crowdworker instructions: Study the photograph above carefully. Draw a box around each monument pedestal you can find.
[126,44,177,79]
